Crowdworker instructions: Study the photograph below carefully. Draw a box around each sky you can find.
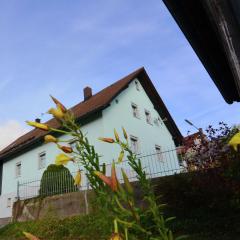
[0,0,239,150]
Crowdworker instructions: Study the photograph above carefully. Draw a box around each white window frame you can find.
[38,151,46,169]
[7,198,11,208]
[135,80,140,91]
[16,162,21,178]
[130,135,139,154]
[131,103,140,119]
[145,110,152,125]
[155,145,163,161]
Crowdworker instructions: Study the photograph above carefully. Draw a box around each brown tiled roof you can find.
[0,67,182,161]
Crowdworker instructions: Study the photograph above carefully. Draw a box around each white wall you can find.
[0,78,179,218]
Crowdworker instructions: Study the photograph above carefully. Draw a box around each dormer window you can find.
[145,110,152,124]
[135,81,140,91]
[131,103,140,118]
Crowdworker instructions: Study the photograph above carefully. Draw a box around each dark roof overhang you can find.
[163,0,240,104]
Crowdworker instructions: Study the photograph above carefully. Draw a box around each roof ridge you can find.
[0,67,145,157]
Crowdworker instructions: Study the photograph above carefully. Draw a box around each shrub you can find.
[184,122,239,170]
[39,164,77,196]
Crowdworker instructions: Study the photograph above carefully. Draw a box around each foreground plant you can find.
[98,129,186,240]
[25,96,185,240]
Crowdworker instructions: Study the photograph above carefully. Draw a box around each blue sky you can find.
[0,0,239,149]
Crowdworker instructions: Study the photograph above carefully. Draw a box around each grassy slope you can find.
[0,212,240,240]
[0,214,111,240]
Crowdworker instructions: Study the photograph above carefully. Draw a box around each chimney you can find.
[84,86,92,101]
[35,118,41,123]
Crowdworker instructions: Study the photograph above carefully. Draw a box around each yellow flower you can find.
[26,121,49,131]
[229,132,240,151]
[122,127,128,140]
[50,95,67,113]
[109,233,123,240]
[98,137,115,143]
[55,153,73,165]
[23,232,40,240]
[114,129,120,142]
[48,105,64,119]
[74,170,81,186]
[44,135,58,143]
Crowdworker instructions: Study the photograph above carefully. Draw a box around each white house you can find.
[0,67,182,222]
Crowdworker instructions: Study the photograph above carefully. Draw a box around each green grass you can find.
[1,212,240,240]
[0,213,112,240]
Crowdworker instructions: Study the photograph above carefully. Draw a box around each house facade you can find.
[0,68,182,221]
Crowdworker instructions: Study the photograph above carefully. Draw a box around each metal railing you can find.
[17,148,186,200]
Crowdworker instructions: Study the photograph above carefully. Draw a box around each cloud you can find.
[0,120,28,151]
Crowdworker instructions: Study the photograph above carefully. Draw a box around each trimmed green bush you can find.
[39,164,77,196]
[153,168,240,239]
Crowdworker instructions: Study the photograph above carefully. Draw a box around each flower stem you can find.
[114,219,118,234]
[124,228,128,240]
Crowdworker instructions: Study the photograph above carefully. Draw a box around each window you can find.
[145,110,152,124]
[7,198,11,208]
[130,136,139,153]
[155,145,163,161]
[16,162,21,178]
[131,103,140,118]
[39,152,46,169]
[135,80,140,91]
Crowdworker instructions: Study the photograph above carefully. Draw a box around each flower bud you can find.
[50,95,67,113]
[121,169,134,195]
[122,127,128,140]
[98,137,115,143]
[114,129,120,142]
[74,170,81,187]
[44,135,58,143]
[109,233,123,240]
[117,150,124,163]
[26,121,49,131]
[57,144,73,153]
[48,106,64,119]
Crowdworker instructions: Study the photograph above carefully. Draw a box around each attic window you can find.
[131,103,140,118]
[16,162,21,178]
[145,110,152,124]
[135,81,140,91]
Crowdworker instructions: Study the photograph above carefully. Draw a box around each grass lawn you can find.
[0,211,240,240]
